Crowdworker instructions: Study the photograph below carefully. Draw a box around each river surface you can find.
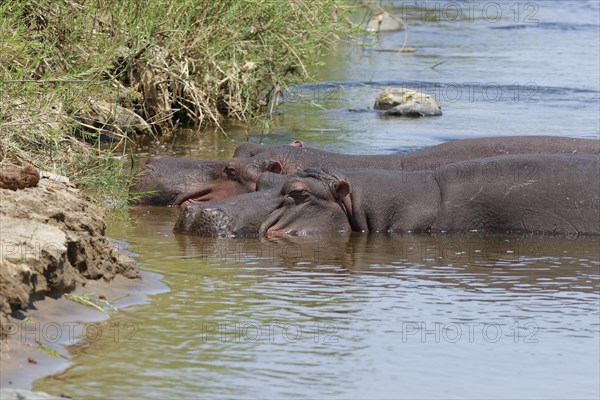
[36,1,599,398]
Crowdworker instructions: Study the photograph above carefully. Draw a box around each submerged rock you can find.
[374,88,442,117]
[366,13,406,32]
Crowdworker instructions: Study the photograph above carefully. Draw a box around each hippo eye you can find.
[225,167,238,179]
[286,189,309,203]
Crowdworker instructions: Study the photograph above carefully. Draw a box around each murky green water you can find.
[36,1,599,398]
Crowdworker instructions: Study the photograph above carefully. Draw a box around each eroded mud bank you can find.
[0,164,149,390]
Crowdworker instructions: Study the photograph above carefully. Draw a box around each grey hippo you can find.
[174,154,600,237]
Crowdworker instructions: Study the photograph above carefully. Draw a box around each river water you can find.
[36,1,599,398]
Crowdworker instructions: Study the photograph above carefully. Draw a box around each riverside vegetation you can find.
[0,0,357,207]
[0,0,358,366]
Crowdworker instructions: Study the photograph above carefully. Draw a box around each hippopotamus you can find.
[131,141,302,206]
[174,154,600,237]
[234,135,600,178]
[136,136,599,206]
[174,174,282,237]
[232,140,303,157]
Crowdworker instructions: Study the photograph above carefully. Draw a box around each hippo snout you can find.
[174,204,234,237]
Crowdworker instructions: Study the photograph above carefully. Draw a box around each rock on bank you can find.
[0,164,139,340]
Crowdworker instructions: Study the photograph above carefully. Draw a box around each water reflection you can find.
[175,232,599,295]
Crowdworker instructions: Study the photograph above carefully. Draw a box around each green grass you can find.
[0,0,357,205]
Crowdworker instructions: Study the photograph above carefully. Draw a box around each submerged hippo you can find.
[136,136,599,206]
[236,135,600,177]
[174,154,600,237]
[232,140,303,158]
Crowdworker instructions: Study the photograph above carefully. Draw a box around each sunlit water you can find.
[35,1,599,398]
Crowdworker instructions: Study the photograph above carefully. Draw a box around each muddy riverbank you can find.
[0,164,166,389]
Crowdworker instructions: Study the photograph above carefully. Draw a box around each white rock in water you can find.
[366,13,406,32]
[374,88,442,117]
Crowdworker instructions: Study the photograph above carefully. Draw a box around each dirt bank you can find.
[1,163,139,355]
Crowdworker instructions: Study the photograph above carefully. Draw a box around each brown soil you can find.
[0,164,40,191]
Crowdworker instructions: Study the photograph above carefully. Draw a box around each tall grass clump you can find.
[0,0,355,205]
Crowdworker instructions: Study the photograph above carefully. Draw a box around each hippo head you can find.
[173,174,285,237]
[259,168,352,237]
[200,146,307,206]
[131,141,303,207]
[174,141,303,207]
[131,156,232,206]
[172,158,264,207]
[173,167,353,238]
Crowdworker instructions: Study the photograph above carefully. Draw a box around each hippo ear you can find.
[266,160,283,174]
[290,140,303,148]
[332,181,350,200]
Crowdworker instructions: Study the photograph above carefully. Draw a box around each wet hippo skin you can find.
[239,135,600,176]
[175,154,600,238]
[262,154,600,237]
[131,157,229,206]
[136,136,599,206]
[173,172,284,237]
[232,140,303,158]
